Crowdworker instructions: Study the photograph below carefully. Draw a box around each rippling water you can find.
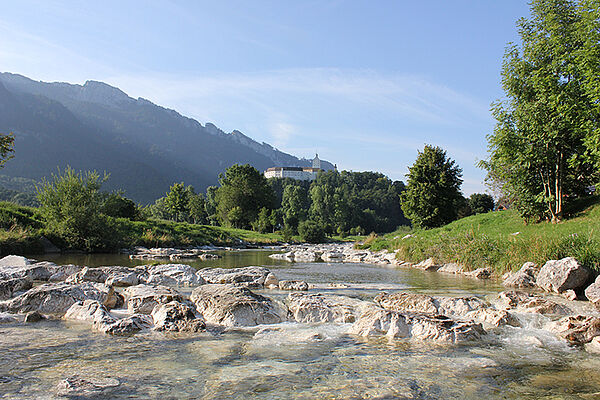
[2,250,599,399]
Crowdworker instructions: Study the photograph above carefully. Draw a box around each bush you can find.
[298,220,326,243]
[36,167,121,251]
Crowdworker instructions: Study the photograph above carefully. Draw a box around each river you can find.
[1,250,599,399]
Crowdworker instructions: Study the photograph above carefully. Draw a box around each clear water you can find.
[2,250,599,399]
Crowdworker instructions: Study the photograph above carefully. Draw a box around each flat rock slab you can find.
[349,307,485,344]
[536,257,590,293]
[140,264,205,286]
[495,291,570,315]
[123,284,184,314]
[191,284,287,327]
[0,282,119,316]
[197,266,271,287]
[374,292,518,328]
[286,292,370,323]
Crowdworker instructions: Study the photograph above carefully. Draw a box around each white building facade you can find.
[264,154,324,181]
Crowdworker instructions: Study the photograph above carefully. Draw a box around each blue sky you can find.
[0,0,531,194]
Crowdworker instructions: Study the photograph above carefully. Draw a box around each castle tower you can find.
[312,153,321,169]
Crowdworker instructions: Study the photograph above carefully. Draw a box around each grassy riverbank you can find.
[359,196,600,274]
[0,201,362,255]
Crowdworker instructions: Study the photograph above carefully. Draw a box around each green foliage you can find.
[361,196,600,273]
[468,193,495,215]
[298,219,326,244]
[101,191,141,220]
[281,185,309,233]
[482,0,599,222]
[36,167,119,251]
[308,170,407,235]
[215,164,275,229]
[400,145,464,229]
[187,192,207,224]
[164,182,189,222]
[0,133,14,168]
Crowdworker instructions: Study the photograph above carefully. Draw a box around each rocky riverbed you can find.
[1,248,599,399]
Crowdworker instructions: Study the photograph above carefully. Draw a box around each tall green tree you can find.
[215,164,275,229]
[400,145,463,229]
[281,185,309,232]
[164,182,189,222]
[483,0,597,222]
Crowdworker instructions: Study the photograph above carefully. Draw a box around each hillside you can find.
[0,73,333,203]
[361,196,600,273]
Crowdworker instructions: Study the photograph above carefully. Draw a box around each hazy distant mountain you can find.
[0,73,333,203]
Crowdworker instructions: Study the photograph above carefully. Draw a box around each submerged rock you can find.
[349,307,485,343]
[0,282,119,315]
[123,284,184,314]
[536,257,590,293]
[151,301,205,332]
[550,315,600,345]
[0,276,32,300]
[286,292,370,323]
[495,291,570,315]
[503,262,538,288]
[197,266,271,287]
[55,376,121,398]
[190,284,287,327]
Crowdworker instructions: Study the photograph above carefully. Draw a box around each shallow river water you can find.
[2,250,600,399]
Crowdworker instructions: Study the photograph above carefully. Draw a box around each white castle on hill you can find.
[264,154,325,181]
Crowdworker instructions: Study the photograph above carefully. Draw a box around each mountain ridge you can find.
[0,72,333,203]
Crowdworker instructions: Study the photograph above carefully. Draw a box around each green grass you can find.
[360,196,600,274]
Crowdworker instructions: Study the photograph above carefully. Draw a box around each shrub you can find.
[298,220,326,243]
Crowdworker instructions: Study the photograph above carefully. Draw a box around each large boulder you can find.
[151,301,205,332]
[0,276,32,300]
[122,284,183,314]
[48,265,83,282]
[286,292,370,323]
[0,282,119,315]
[536,257,590,293]
[66,267,109,284]
[584,275,600,310]
[140,264,204,286]
[375,292,517,328]
[495,291,570,315]
[502,262,538,288]
[349,307,485,344]
[197,266,271,287]
[550,315,600,345]
[190,284,287,327]
[97,315,153,335]
[437,263,464,274]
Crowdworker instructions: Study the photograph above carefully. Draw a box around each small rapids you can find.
[1,250,599,399]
